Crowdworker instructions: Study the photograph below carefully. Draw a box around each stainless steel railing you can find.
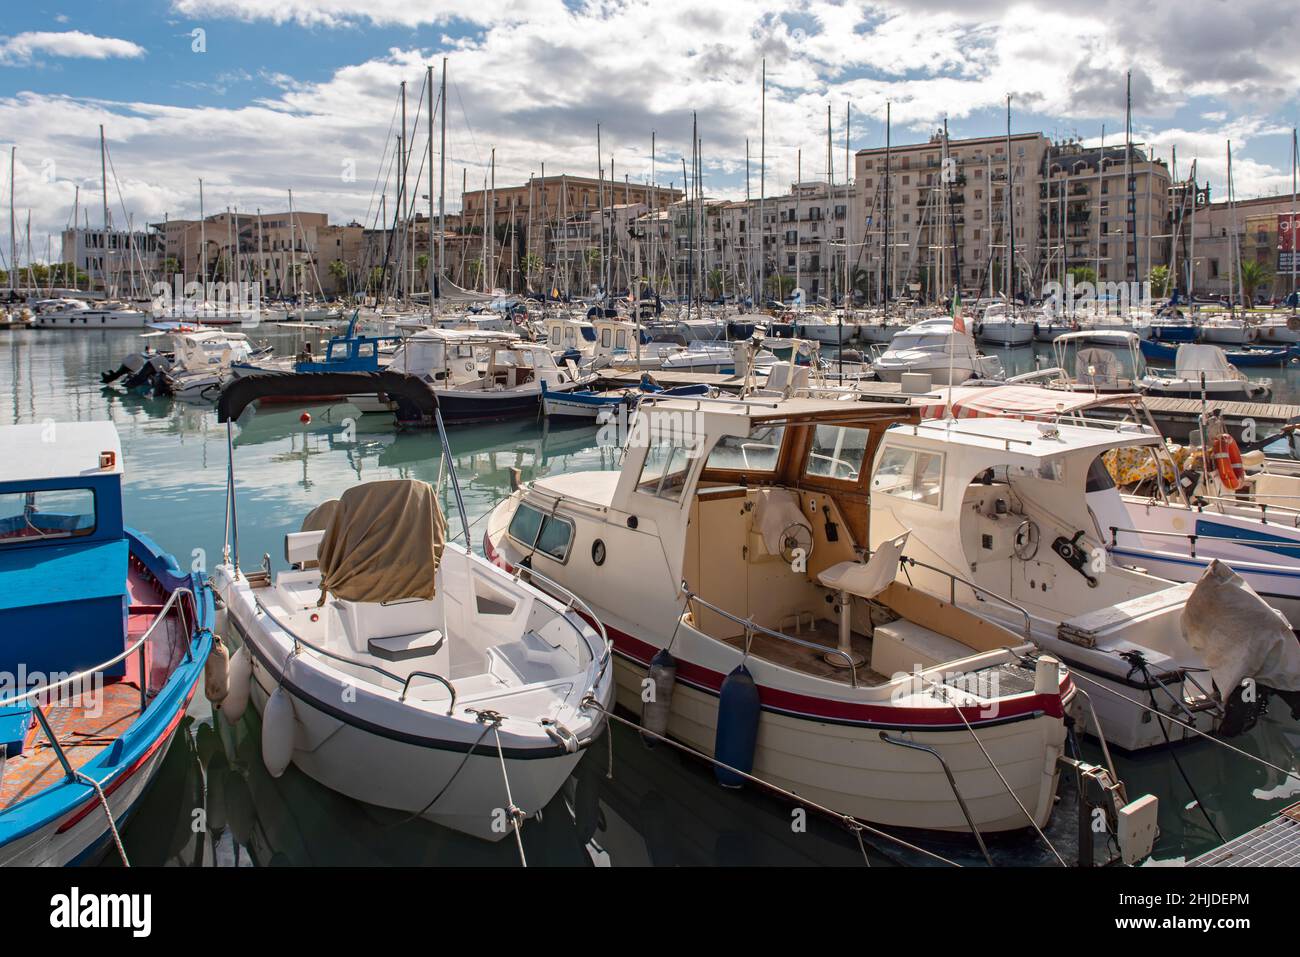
[680,584,861,688]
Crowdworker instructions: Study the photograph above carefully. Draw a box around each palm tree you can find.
[706,268,724,300]
[1239,260,1272,308]
[327,259,348,295]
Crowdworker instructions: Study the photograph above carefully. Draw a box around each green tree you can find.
[765,273,795,301]
[327,259,349,295]
[1065,265,1096,286]
[1239,260,1272,307]
[1147,265,1171,298]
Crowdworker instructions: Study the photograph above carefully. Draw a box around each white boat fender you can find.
[640,648,677,747]
[221,645,252,723]
[1033,656,1061,696]
[204,634,230,705]
[261,685,296,778]
[714,664,760,789]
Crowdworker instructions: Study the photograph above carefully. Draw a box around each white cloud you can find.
[0,31,147,66]
[3,1,1298,258]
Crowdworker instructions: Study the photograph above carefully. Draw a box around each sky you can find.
[0,0,1297,264]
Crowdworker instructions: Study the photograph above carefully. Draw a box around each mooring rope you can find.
[1069,671,1300,782]
[922,676,1067,867]
[76,771,129,867]
[582,695,961,867]
[490,723,528,867]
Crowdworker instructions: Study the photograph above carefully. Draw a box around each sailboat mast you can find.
[426,63,435,302]
[884,101,891,316]
[758,60,766,306]
[439,59,447,296]
[7,146,14,294]
[1005,96,1013,304]
[100,125,110,296]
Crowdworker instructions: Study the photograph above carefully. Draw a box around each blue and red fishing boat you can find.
[0,421,213,866]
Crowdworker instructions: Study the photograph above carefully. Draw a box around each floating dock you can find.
[1187,803,1300,867]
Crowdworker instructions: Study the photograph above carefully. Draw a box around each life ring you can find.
[1212,433,1245,490]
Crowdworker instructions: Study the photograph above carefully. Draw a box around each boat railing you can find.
[1,585,199,796]
[512,564,613,691]
[253,595,457,715]
[0,584,198,713]
[1193,493,1300,521]
[1107,524,1300,559]
[897,554,1034,641]
[679,584,861,688]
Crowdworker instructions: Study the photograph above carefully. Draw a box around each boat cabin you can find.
[867,417,1180,631]
[509,396,920,645]
[0,423,130,705]
[172,329,254,373]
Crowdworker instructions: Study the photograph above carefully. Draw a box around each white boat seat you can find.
[871,619,973,678]
[817,532,909,600]
[1057,582,1195,649]
[368,629,445,662]
[285,529,325,566]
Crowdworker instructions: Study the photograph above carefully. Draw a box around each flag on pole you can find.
[951,289,965,334]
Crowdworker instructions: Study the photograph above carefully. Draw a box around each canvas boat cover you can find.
[435,276,495,304]
[1174,343,1242,380]
[316,480,447,605]
[1182,560,1300,696]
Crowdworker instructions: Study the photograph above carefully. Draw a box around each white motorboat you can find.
[871,412,1300,751]
[873,318,1003,385]
[974,303,1035,346]
[212,374,613,842]
[1142,343,1271,401]
[159,328,260,401]
[34,298,151,329]
[486,396,1110,836]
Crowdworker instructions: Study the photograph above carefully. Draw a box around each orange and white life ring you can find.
[1212,433,1245,491]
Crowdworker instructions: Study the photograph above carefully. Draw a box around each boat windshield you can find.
[0,488,97,543]
[706,425,785,472]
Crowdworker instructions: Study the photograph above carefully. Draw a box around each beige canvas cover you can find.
[300,498,339,533]
[316,480,447,605]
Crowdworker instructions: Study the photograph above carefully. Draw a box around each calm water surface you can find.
[2,327,1297,866]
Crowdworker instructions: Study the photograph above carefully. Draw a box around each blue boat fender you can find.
[714,664,760,788]
[640,648,677,748]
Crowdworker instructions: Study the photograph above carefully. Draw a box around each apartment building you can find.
[59,226,163,294]
[1184,193,1300,301]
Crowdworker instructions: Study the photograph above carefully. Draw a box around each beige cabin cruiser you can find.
[487,396,1115,836]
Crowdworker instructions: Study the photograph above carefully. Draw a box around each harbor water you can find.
[3,327,1299,866]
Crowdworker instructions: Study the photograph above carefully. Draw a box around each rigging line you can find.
[1130,656,1224,843]
[1069,669,1300,782]
[360,87,404,231]
[452,81,485,170]
[582,696,960,867]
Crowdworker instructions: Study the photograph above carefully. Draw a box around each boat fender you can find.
[640,648,677,747]
[221,645,252,723]
[204,634,231,705]
[261,685,296,778]
[714,664,760,788]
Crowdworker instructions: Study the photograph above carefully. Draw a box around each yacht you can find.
[974,302,1035,346]
[1142,343,1271,401]
[873,318,1003,385]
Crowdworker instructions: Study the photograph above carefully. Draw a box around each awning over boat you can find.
[316,480,447,605]
[917,385,1144,420]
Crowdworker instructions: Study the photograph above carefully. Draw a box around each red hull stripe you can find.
[483,531,1067,726]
